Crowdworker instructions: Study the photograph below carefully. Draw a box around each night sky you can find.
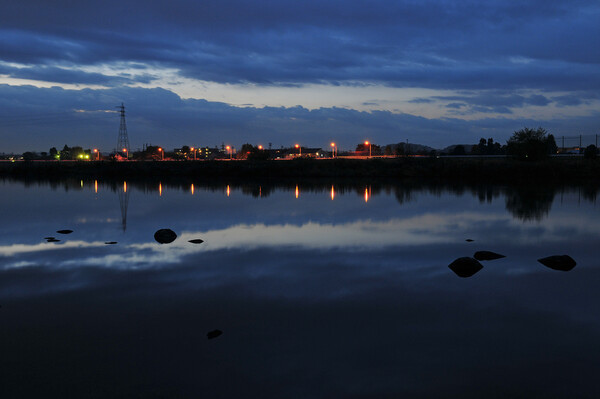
[1,0,599,153]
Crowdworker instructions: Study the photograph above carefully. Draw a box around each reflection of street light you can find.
[364,141,371,158]
[158,147,163,160]
[330,142,336,158]
[295,144,301,157]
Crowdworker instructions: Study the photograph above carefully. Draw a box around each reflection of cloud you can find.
[4,210,600,271]
[75,217,120,223]
[0,241,106,258]
[133,212,501,253]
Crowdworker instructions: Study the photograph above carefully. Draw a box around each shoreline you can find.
[0,157,599,185]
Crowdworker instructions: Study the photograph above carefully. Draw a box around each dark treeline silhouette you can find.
[2,156,600,185]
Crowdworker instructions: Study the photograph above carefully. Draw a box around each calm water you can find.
[1,180,599,398]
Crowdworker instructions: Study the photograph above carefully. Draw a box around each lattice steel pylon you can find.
[116,103,130,159]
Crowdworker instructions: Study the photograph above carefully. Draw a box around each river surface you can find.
[1,179,599,398]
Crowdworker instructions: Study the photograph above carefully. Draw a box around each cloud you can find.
[0,63,148,86]
[1,84,599,153]
[0,1,598,90]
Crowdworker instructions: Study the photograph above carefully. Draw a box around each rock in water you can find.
[188,239,204,244]
[46,238,60,242]
[538,255,576,271]
[154,229,177,244]
[104,241,118,245]
[448,257,483,278]
[465,239,474,242]
[474,251,506,261]
[207,329,223,340]
[56,230,73,234]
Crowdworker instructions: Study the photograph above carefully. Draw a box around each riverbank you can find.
[0,157,599,185]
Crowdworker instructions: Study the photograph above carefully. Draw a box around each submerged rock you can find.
[56,230,73,234]
[448,257,483,278]
[465,239,474,242]
[188,239,204,244]
[46,238,60,242]
[104,241,118,245]
[538,255,576,271]
[474,251,506,261]
[154,229,177,244]
[207,329,223,340]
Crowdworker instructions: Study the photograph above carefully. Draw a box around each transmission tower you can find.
[116,103,130,158]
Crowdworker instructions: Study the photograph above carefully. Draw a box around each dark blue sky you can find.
[1,0,599,153]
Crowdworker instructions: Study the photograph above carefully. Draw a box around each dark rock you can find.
[538,255,576,271]
[448,257,483,278]
[207,329,223,340]
[474,251,506,261]
[188,239,204,244]
[56,230,73,234]
[44,237,55,240]
[465,239,474,242]
[46,238,60,242]
[154,229,177,244]
[104,241,118,245]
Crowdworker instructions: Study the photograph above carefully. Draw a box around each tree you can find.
[22,151,37,161]
[451,145,466,156]
[61,144,71,160]
[546,134,558,155]
[584,145,598,160]
[395,143,405,156]
[506,127,550,160]
[476,138,487,155]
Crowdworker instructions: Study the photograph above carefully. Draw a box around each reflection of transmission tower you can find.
[116,103,130,158]
[118,182,130,231]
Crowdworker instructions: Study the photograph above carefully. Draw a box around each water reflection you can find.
[505,185,555,221]
[0,179,599,398]
[118,181,130,231]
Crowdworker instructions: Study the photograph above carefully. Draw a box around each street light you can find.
[158,147,163,160]
[226,145,232,160]
[258,145,263,150]
[93,148,99,161]
[295,144,301,157]
[330,142,336,158]
[364,141,371,158]
[190,147,196,160]
[123,148,128,160]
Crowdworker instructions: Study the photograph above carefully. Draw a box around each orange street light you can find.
[330,142,336,158]
[225,145,232,160]
[93,148,99,160]
[258,145,263,150]
[190,147,196,160]
[295,144,301,157]
[158,147,164,160]
[364,141,371,158]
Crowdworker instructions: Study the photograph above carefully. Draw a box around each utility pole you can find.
[116,103,130,159]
